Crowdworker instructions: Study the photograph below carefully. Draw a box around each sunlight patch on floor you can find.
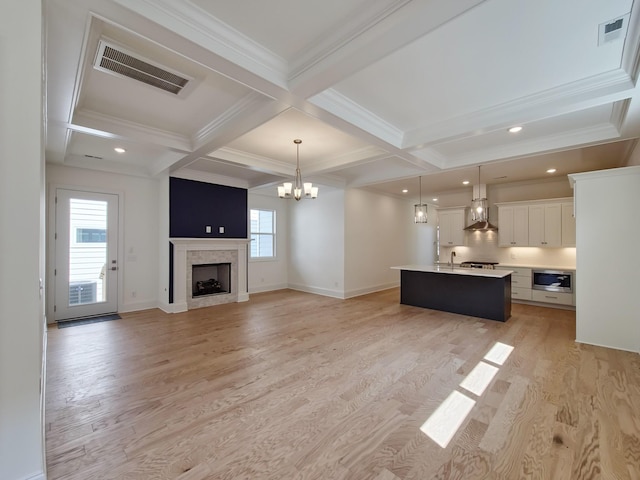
[420,341,515,448]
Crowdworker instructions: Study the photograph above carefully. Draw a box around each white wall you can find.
[570,166,640,352]
[157,172,170,310]
[248,192,289,293]
[344,188,425,296]
[47,165,161,316]
[0,2,46,479]
[288,189,345,297]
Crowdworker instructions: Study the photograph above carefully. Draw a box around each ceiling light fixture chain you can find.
[414,175,428,223]
[277,139,318,201]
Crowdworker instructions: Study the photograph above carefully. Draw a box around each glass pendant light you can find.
[471,165,488,222]
[414,176,428,223]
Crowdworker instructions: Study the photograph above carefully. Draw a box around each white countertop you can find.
[391,264,513,278]
[496,264,576,271]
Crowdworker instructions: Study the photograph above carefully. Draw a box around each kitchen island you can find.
[391,265,512,322]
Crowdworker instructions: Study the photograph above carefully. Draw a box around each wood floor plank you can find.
[44,288,640,479]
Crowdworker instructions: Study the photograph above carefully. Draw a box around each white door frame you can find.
[47,184,124,323]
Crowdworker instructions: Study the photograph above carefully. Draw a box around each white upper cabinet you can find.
[497,205,529,247]
[528,203,561,247]
[496,198,573,248]
[437,207,467,246]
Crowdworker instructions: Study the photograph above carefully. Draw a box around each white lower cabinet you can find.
[531,290,573,306]
[498,267,532,301]
[498,266,574,307]
[512,287,532,301]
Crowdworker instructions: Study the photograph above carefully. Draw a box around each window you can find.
[250,209,275,259]
[76,228,107,243]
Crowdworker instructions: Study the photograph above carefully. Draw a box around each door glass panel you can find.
[68,198,108,306]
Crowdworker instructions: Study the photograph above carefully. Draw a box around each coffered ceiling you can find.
[46,0,640,199]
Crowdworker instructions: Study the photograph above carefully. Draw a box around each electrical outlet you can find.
[219,226,225,234]
[205,225,212,233]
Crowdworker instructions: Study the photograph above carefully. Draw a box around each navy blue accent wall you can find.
[170,177,247,238]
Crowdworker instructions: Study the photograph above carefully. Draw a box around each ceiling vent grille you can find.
[93,40,192,95]
[598,13,630,46]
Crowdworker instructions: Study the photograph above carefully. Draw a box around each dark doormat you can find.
[57,313,121,328]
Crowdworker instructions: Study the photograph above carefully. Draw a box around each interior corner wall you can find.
[46,165,161,315]
[0,2,46,479]
[344,189,421,297]
[288,189,345,298]
[627,139,640,166]
[157,172,171,310]
[248,192,288,293]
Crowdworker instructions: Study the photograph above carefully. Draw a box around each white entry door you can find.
[54,189,119,321]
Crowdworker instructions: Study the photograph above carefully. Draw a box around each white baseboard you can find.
[248,283,288,294]
[343,282,399,299]
[23,471,46,480]
[575,339,639,354]
[119,299,157,313]
[287,283,345,299]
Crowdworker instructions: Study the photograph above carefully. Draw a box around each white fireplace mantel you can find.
[170,238,250,313]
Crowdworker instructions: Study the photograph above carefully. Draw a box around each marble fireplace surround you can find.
[170,238,250,312]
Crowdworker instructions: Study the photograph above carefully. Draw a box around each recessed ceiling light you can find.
[114,147,126,153]
[546,168,556,174]
[402,189,408,193]
[508,126,523,133]
[432,198,438,202]
[462,180,470,185]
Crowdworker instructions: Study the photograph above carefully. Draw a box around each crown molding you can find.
[444,123,621,169]
[110,0,289,88]
[403,69,634,149]
[210,147,292,177]
[192,92,271,149]
[64,153,153,178]
[408,148,449,170]
[310,89,404,147]
[289,0,486,99]
[73,109,191,151]
[171,168,250,189]
[610,98,631,132]
[305,146,390,174]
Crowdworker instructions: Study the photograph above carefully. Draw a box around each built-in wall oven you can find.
[532,269,573,293]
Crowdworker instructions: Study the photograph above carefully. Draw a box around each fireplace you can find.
[169,238,250,313]
[192,263,231,297]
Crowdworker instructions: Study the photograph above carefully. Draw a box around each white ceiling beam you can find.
[288,0,488,100]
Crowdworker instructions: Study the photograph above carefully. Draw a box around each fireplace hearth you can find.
[168,238,249,313]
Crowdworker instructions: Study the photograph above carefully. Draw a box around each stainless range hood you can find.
[464,220,497,231]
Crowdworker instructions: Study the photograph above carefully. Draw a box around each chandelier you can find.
[277,139,318,201]
[414,176,428,223]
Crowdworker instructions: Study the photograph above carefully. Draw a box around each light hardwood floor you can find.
[45,288,640,479]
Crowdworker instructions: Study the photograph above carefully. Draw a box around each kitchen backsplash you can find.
[439,230,576,269]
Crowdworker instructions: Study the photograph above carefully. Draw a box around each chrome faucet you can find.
[450,250,456,267]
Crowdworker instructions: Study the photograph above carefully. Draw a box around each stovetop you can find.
[459,261,499,270]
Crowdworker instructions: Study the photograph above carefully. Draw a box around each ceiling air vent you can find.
[93,40,192,95]
[598,13,630,46]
